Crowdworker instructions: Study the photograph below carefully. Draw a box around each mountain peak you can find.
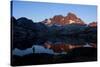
[89,22,97,27]
[67,12,77,18]
[42,12,85,25]
[67,12,77,19]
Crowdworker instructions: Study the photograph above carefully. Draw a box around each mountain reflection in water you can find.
[13,37,96,56]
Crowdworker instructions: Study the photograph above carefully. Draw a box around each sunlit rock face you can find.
[42,12,85,26]
[51,15,64,25]
[89,22,97,27]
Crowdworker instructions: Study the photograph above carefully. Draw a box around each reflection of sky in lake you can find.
[33,45,54,54]
[13,48,33,56]
[13,45,54,56]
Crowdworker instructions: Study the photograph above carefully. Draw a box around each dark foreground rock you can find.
[11,47,97,66]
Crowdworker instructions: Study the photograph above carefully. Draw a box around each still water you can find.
[12,37,96,56]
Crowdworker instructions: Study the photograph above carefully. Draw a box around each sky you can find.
[12,1,97,24]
